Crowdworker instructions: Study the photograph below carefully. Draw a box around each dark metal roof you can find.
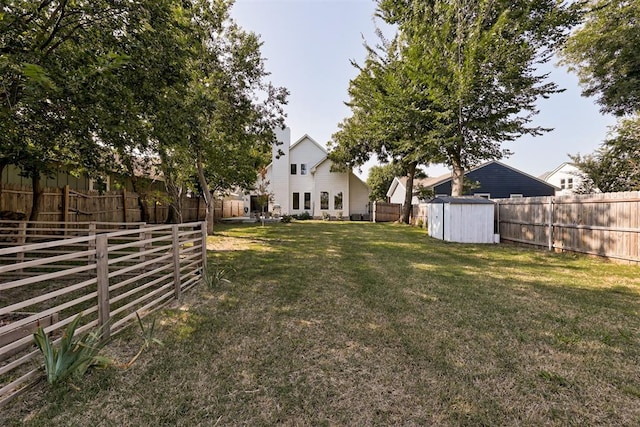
[428,196,495,205]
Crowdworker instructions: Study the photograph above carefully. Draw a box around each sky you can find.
[230,0,618,180]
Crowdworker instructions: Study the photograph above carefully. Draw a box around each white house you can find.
[539,162,584,196]
[386,176,440,205]
[247,128,370,219]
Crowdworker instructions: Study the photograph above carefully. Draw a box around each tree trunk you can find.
[401,161,417,224]
[28,171,43,222]
[196,155,214,235]
[130,175,150,223]
[0,161,6,210]
[451,159,465,197]
[165,180,183,224]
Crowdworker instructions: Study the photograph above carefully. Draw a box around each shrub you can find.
[337,211,343,221]
[297,211,311,220]
[33,315,112,385]
[281,214,293,223]
[322,212,330,221]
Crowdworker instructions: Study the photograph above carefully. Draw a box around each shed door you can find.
[428,204,444,240]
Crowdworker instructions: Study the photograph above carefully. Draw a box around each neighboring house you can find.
[539,162,584,196]
[387,161,557,201]
[248,128,370,218]
[387,176,438,205]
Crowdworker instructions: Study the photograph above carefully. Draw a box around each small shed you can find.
[427,196,496,243]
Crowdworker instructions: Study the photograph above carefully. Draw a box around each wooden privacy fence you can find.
[371,202,403,222]
[0,183,245,224]
[496,191,640,263]
[0,221,207,405]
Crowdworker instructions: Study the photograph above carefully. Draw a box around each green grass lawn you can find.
[3,221,640,426]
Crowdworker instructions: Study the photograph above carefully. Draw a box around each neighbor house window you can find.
[291,164,297,175]
[292,192,300,210]
[510,194,523,199]
[334,192,343,210]
[560,178,566,189]
[300,163,308,175]
[320,192,329,210]
[304,192,311,210]
[474,193,490,199]
[567,178,573,189]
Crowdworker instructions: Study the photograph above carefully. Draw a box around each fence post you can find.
[96,234,111,339]
[547,197,554,251]
[88,222,96,265]
[139,224,146,262]
[122,189,127,223]
[62,185,70,235]
[201,221,208,277]
[172,224,181,299]
[372,201,377,223]
[16,221,26,272]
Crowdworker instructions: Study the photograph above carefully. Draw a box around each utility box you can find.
[427,196,496,243]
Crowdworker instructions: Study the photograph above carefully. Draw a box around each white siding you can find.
[287,137,326,215]
[269,127,291,213]
[428,201,494,243]
[544,164,582,196]
[428,203,444,240]
[313,160,349,217]
[388,180,420,204]
[444,204,494,243]
[349,173,370,216]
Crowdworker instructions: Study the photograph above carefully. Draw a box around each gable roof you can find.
[290,134,327,154]
[425,161,556,189]
[539,162,580,181]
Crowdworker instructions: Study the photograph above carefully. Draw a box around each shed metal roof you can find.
[428,196,495,205]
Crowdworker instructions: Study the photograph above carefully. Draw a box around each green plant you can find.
[322,212,330,221]
[205,265,235,288]
[280,214,293,223]
[337,211,343,221]
[297,211,311,220]
[33,315,112,385]
[121,313,164,369]
[417,218,424,228]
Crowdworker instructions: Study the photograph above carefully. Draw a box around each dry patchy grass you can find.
[2,221,640,426]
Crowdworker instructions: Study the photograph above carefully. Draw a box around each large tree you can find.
[571,116,640,193]
[329,33,441,223]
[378,0,579,196]
[561,0,640,116]
[157,1,287,232]
[561,0,640,193]
[0,1,129,220]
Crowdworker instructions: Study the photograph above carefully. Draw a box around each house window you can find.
[300,163,308,175]
[292,192,300,210]
[560,178,566,189]
[291,164,297,175]
[474,193,490,199]
[320,192,329,210]
[304,192,311,210]
[510,194,523,199]
[334,192,343,210]
[567,178,573,189]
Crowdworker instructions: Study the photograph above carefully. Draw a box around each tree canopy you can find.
[571,116,640,193]
[561,0,640,116]
[0,1,287,226]
[383,0,579,195]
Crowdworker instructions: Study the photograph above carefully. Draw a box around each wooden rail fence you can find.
[496,191,640,263]
[0,221,207,405]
